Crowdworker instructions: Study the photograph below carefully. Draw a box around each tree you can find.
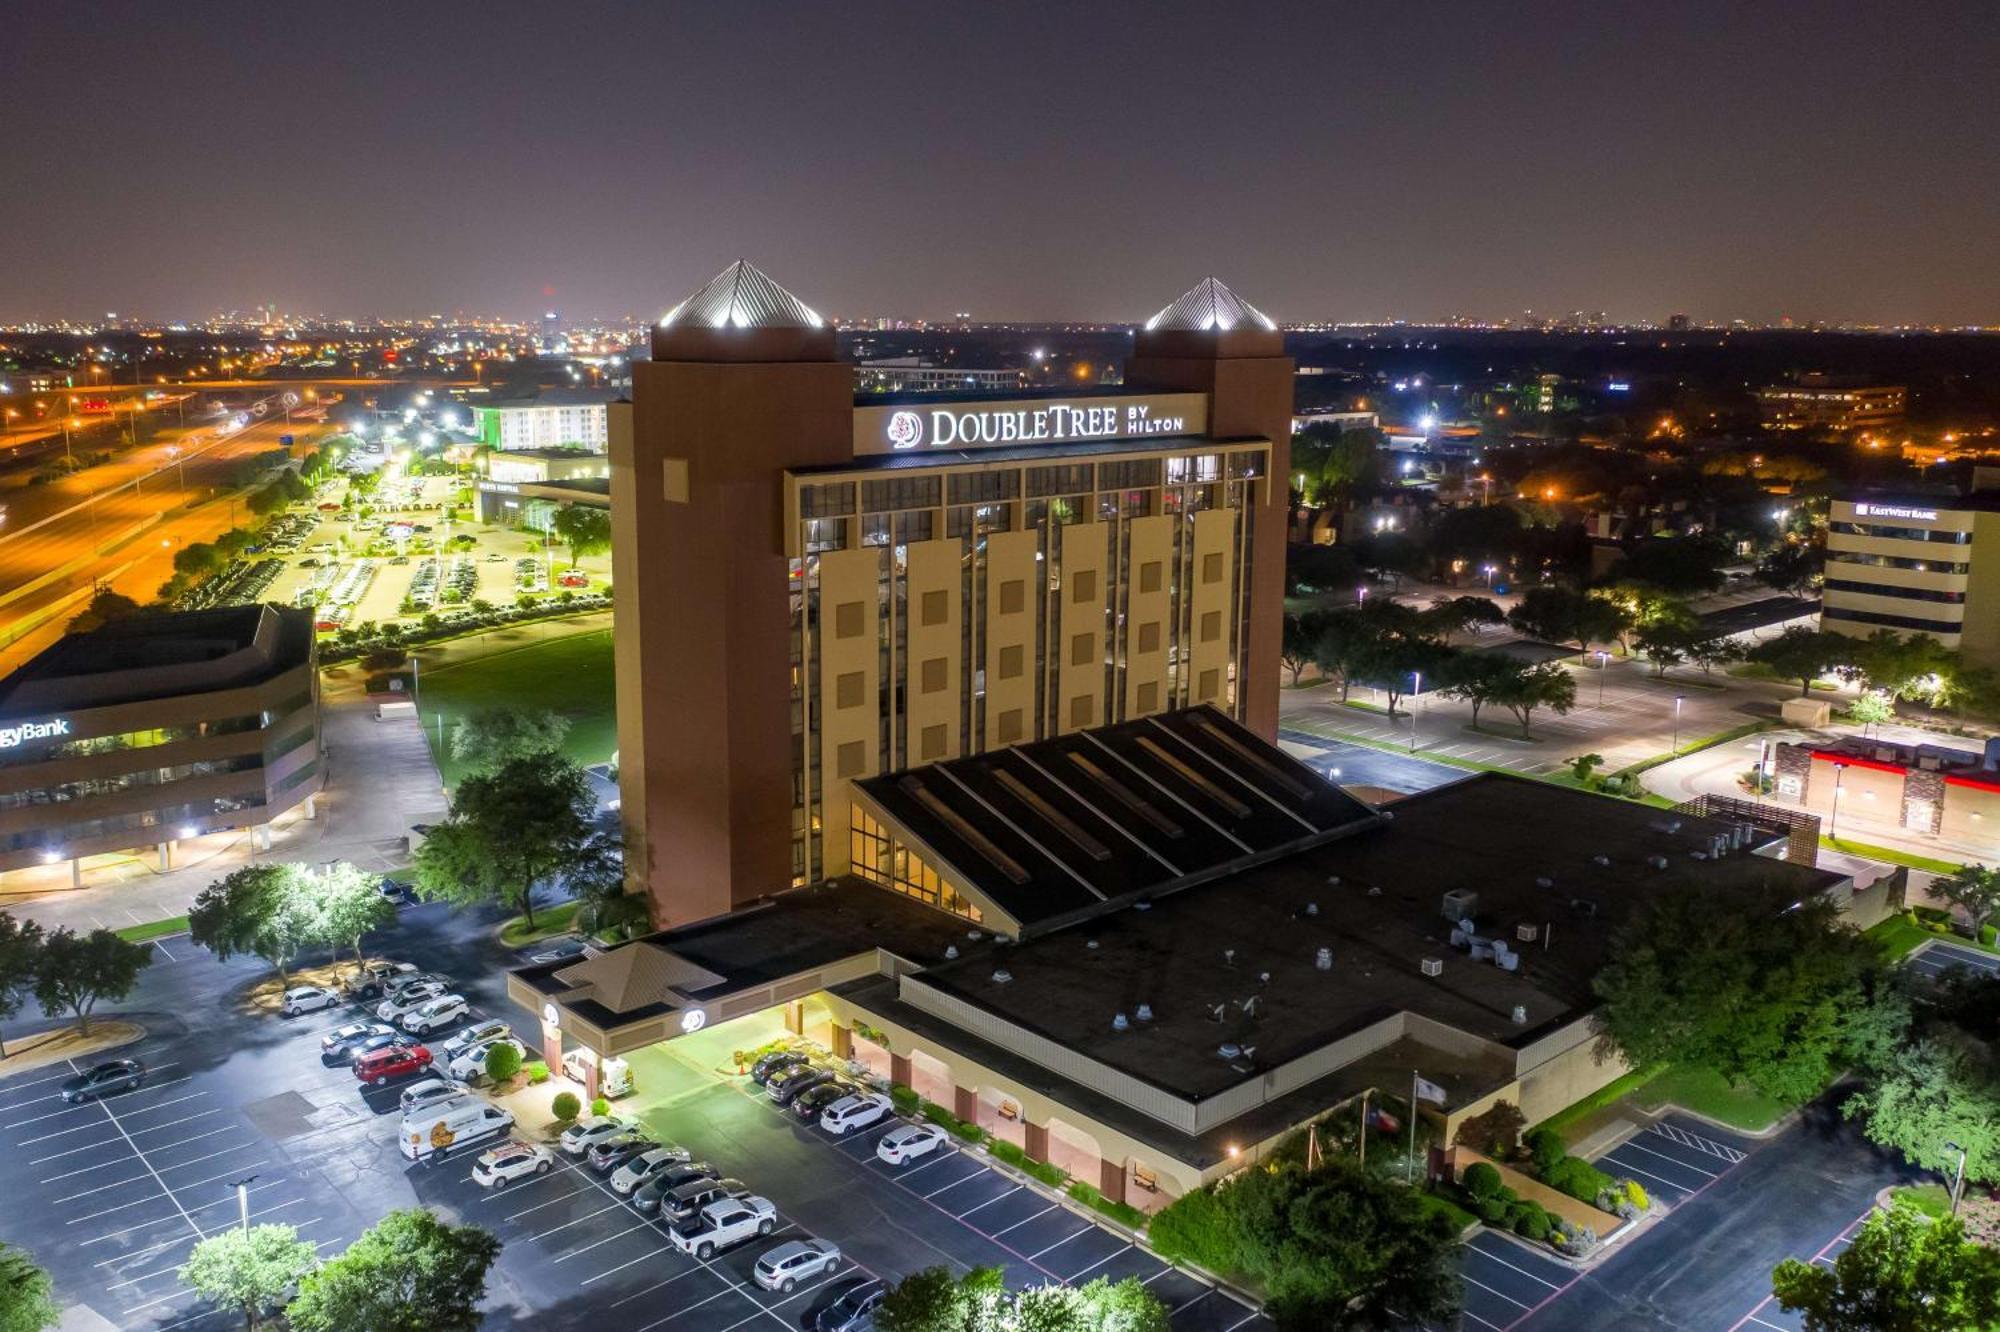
[1771,1201,2000,1332]
[1285,541,1359,597]
[1507,585,1627,653]
[1749,627,1854,697]
[0,1243,58,1332]
[1851,630,1958,706]
[448,706,571,774]
[1489,661,1577,738]
[1439,652,1516,729]
[0,914,45,1060]
[549,504,611,567]
[179,1223,319,1332]
[878,1265,1005,1332]
[1933,864,2000,943]
[1593,884,1906,1104]
[33,927,149,1037]
[187,865,319,985]
[1759,539,1824,595]
[1612,533,1731,597]
[1072,1277,1171,1332]
[413,750,600,928]
[1844,1039,2000,1188]
[875,1266,1165,1332]
[1848,689,1895,734]
[1309,609,1375,701]
[1633,621,1693,677]
[67,589,145,634]
[1281,611,1319,686]
[313,863,396,973]
[1567,753,1605,782]
[1420,595,1505,642]
[484,1040,522,1083]
[286,1209,499,1332]
[1685,633,1743,676]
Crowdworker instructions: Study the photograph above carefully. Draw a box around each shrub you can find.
[1069,1181,1148,1229]
[590,1095,610,1118]
[1515,1208,1552,1242]
[1461,1162,1504,1200]
[990,1140,1027,1168]
[1149,1185,1239,1273]
[525,1061,550,1085]
[1024,1157,1067,1187]
[1543,1155,1615,1203]
[1624,1179,1650,1212]
[484,1041,523,1082]
[1476,1197,1511,1225]
[550,1091,581,1122]
[1493,1184,1517,1205]
[1526,1127,1566,1174]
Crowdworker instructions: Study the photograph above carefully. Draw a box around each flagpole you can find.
[1357,1088,1369,1169]
[1407,1070,1418,1184]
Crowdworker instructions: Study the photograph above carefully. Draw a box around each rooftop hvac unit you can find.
[1111,1013,1129,1032]
[1420,957,1444,977]
[1592,854,1611,867]
[1218,1042,1243,1059]
[944,944,959,960]
[1535,876,1555,889]
[1516,923,1539,942]
[991,968,1013,984]
[1303,902,1320,917]
[1647,854,1669,870]
[1512,1004,1529,1024]
[1442,888,1480,921]
[1136,1003,1153,1022]
[1315,947,1333,971]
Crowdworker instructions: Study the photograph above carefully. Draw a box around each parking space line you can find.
[893,1150,963,1181]
[17,1088,206,1146]
[51,1171,157,1205]
[128,1108,226,1138]
[580,1244,674,1287]
[1618,1138,1719,1178]
[552,1218,658,1263]
[154,1160,272,1197]
[923,1169,989,1200]
[1466,1239,1564,1290]
[502,1182,589,1220]
[149,1141,261,1177]
[632,1284,735,1332]
[1460,1272,1530,1310]
[991,1203,1057,1237]
[1024,1224,1093,1261]
[526,1200,626,1242]
[1595,1153,1692,1193]
[608,1265,709,1307]
[1066,1242,1132,1281]
[1219,1309,1264,1332]
[956,1184,1022,1218]
[27,1134,120,1165]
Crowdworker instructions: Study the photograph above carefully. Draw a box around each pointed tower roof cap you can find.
[658,259,825,330]
[1144,277,1276,333]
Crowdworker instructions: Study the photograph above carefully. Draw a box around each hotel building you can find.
[1821,490,2000,667]
[0,605,323,881]
[472,385,617,453]
[1756,375,1906,433]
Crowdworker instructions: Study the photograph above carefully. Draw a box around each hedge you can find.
[1461,1161,1503,1200]
[1148,1185,1238,1273]
[1543,1155,1615,1203]
[1068,1181,1147,1230]
[889,1084,921,1116]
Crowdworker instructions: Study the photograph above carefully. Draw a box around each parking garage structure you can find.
[0,603,323,880]
[513,709,1862,1214]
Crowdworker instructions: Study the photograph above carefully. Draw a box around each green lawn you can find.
[1822,838,1966,876]
[1410,1186,1480,1233]
[114,915,188,943]
[416,627,616,788]
[1530,1065,1665,1140]
[1890,1183,1951,1219]
[499,899,583,947]
[1867,914,1938,961]
[1630,1063,1797,1132]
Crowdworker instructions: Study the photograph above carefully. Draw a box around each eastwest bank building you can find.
[512,263,1857,1211]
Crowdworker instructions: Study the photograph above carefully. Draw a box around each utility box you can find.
[1781,696,1832,728]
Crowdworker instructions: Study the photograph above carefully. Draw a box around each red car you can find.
[354,1042,432,1087]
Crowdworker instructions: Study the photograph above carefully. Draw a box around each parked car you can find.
[375,981,447,1022]
[790,1079,857,1123]
[755,1238,842,1293]
[819,1092,894,1136]
[472,1139,555,1188]
[440,1018,513,1061]
[356,959,417,986]
[587,1132,660,1174]
[636,1174,746,1220]
[354,1043,432,1087]
[280,985,341,1017]
[766,1064,833,1106]
[320,1021,395,1063]
[610,1146,698,1196]
[560,1047,633,1098]
[529,936,590,965]
[749,1050,808,1086]
[60,1059,145,1103]
[668,1195,777,1260]
[446,1036,523,1082]
[399,1100,513,1161]
[876,1122,950,1166]
[815,1278,889,1332]
[558,1115,628,1157]
[399,994,468,1035]
[377,878,414,904]
[397,1078,467,1116]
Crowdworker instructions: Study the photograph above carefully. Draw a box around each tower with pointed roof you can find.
[611,260,853,925]
[1126,277,1293,740]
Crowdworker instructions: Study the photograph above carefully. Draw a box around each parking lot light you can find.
[230,1173,258,1230]
[1947,1141,1968,1216]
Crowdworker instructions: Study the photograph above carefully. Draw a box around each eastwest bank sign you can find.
[1852,502,1941,522]
[853,393,1208,456]
[0,718,69,749]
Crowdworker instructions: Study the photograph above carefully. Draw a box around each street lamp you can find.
[1672,695,1685,752]
[1947,1141,1969,1217]
[1828,761,1849,841]
[1596,650,1609,707]
[1409,671,1423,754]
[1482,563,1497,588]
[1357,585,1368,607]
[230,1173,258,1230]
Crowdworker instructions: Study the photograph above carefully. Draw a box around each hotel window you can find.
[1201,611,1222,643]
[847,805,982,922]
[1138,561,1162,594]
[921,658,948,694]
[1136,682,1160,713]
[921,590,949,626]
[1198,669,1220,701]
[920,724,946,761]
[836,741,865,779]
[1202,553,1224,584]
[1071,633,1095,667]
[997,708,1024,743]
[1070,695,1094,727]
[1824,578,1964,603]
[998,580,1025,615]
[998,645,1024,679]
[1070,571,1097,603]
[798,483,854,519]
[836,671,865,709]
[834,602,865,639]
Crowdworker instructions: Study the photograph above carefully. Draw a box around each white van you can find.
[401,1100,514,1161]
[562,1048,633,1099]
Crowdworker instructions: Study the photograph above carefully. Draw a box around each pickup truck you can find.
[668,1195,777,1260]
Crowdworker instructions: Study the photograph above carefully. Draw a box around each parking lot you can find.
[1905,938,2000,983]
[1587,1115,1754,1209]
[1427,1229,1574,1332]
[1725,1207,1870,1332]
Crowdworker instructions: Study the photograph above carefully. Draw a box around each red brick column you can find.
[830,1024,852,1059]
[1098,1157,1127,1206]
[1024,1121,1049,1163]
[954,1085,978,1123]
[891,1053,912,1088]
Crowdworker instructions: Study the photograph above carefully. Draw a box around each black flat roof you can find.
[0,604,313,715]
[856,706,1384,936]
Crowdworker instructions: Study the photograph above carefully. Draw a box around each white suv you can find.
[400,994,468,1035]
[819,1092,893,1136]
[376,981,447,1022]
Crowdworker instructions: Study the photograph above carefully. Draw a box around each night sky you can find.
[6,2,1996,325]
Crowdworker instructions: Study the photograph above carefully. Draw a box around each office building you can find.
[0,605,323,880]
[1821,490,2000,666]
[472,385,616,453]
[609,262,1293,925]
[474,449,611,525]
[856,360,1026,394]
[1756,375,1906,432]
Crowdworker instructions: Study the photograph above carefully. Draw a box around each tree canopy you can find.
[0,914,45,1060]
[33,927,150,1037]
[550,504,611,567]
[876,1266,1168,1332]
[188,864,323,985]
[286,1209,500,1332]
[1592,885,1906,1105]
[448,705,571,775]
[1748,627,1855,697]
[179,1223,319,1332]
[1844,1037,2000,1189]
[412,749,609,927]
[1772,1201,2000,1332]
[0,1243,58,1332]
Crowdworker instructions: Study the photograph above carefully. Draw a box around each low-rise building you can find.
[472,385,617,452]
[1821,490,2000,667]
[1756,375,1905,433]
[1771,733,2000,845]
[0,605,323,881]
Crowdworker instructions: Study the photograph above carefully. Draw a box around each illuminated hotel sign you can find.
[0,718,69,748]
[853,393,1208,456]
[1853,502,1939,521]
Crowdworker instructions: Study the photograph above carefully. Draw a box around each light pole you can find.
[1948,1141,1969,1217]
[1596,650,1609,707]
[1357,585,1368,607]
[1828,761,1849,841]
[1482,563,1496,589]
[1409,671,1422,754]
[1672,695,1685,752]
[230,1173,258,1230]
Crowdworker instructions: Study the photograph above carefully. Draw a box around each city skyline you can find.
[6,1,1997,326]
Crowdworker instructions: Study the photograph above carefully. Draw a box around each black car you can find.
[587,1133,660,1174]
[61,1059,146,1104]
[320,1021,396,1063]
[644,1175,747,1220]
[790,1079,857,1122]
[767,1064,833,1106]
[749,1049,808,1086]
[815,1278,888,1332]
[377,878,413,905]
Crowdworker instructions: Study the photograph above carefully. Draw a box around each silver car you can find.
[754,1238,842,1292]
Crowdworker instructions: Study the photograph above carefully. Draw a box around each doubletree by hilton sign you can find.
[852,393,1208,456]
